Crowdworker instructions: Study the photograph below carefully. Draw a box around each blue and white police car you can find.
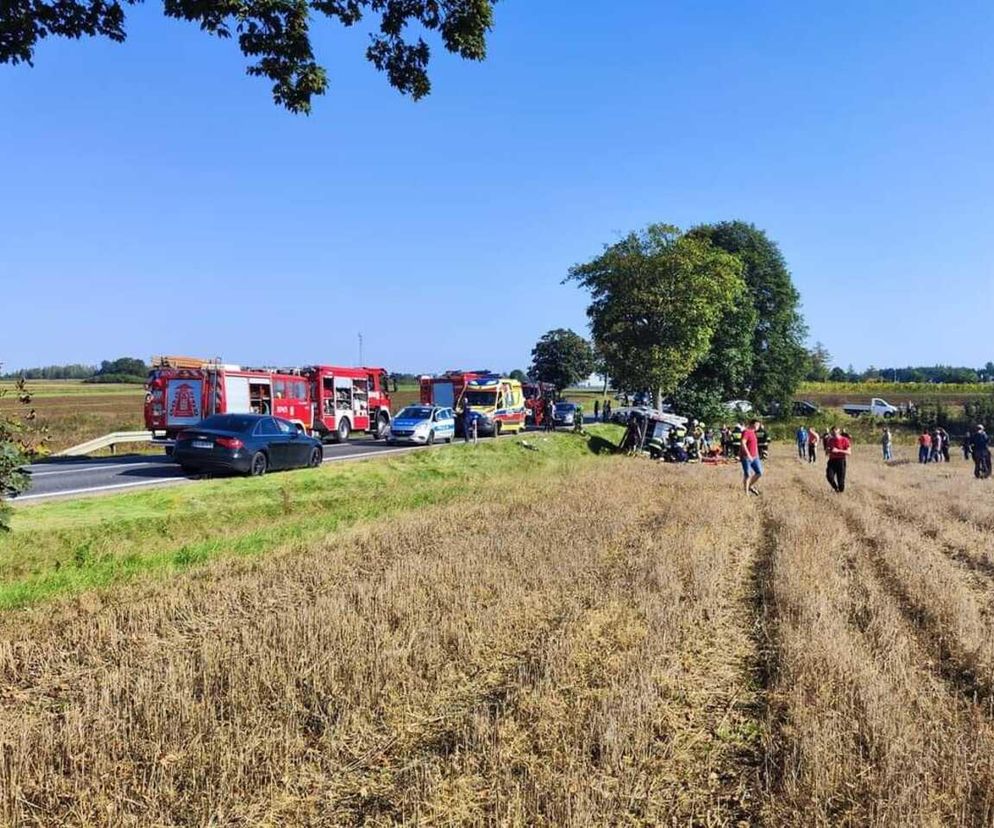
[386,405,456,446]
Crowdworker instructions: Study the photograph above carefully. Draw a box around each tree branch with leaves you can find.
[1,0,496,113]
[0,375,49,530]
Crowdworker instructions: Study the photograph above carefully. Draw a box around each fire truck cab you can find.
[305,366,392,443]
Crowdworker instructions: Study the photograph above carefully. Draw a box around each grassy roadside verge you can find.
[0,426,622,610]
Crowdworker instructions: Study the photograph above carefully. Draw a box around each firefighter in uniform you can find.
[729,423,744,458]
[667,422,689,462]
[757,423,771,459]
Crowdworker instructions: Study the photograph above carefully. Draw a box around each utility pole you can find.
[358,332,364,365]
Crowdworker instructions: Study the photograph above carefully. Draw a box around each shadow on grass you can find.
[587,435,619,455]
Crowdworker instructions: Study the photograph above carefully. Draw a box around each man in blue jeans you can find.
[796,425,808,459]
[741,419,763,496]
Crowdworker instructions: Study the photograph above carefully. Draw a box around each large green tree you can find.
[687,221,807,410]
[1,0,496,113]
[568,224,745,410]
[529,329,594,392]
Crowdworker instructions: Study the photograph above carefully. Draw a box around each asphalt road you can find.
[14,438,443,503]
[14,415,608,504]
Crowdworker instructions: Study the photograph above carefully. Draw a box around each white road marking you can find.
[13,478,186,501]
[26,462,169,477]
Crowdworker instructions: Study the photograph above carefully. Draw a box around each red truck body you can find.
[144,357,391,442]
[419,370,490,409]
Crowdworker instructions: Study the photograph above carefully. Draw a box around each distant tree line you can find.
[803,345,993,384]
[3,357,149,383]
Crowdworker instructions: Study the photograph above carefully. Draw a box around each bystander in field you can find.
[881,426,892,461]
[825,425,852,493]
[740,418,763,496]
[918,429,932,464]
[970,424,991,479]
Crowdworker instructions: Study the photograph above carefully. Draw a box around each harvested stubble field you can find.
[3,439,994,826]
[0,382,146,453]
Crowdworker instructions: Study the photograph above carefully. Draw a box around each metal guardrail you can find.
[56,431,154,457]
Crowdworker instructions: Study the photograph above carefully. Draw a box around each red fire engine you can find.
[144,357,392,443]
[522,381,556,426]
[419,370,490,409]
[305,364,392,442]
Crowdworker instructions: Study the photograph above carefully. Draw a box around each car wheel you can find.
[308,447,321,468]
[333,419,351,443]
[179,464,197,475]
[428,430,435,446]
[249,451,268,476]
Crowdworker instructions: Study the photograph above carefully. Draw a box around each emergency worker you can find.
[462,404,474,443]
[730,423,743,459]
[756,423,770,459]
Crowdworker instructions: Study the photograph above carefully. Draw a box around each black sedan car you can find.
[173,414,322,476]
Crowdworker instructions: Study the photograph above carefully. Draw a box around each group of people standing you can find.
[794,425,822,463]
[746,420,851,495]
[591,399,612,422]
[917,427,952,463]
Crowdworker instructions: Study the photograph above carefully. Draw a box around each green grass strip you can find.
[0,428,621,610]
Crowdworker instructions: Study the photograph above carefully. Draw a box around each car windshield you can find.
[199,414,256,433]
[555,403,575,412]
[398,406,433,419]
[463,391,497,406]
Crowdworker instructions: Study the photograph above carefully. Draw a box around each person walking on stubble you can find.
[808,427,819,463]
[825,425,852,493]
[881,426,892,462]
[740,418,763,496]
[796,424,808,460]
[918,429,931,464]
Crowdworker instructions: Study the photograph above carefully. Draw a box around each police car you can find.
[386,405,455,446]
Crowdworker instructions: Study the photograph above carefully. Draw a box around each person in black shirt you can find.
[970,424,991,479]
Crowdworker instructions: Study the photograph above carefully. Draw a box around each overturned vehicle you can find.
[619,409,692,461]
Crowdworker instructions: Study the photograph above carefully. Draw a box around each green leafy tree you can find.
[805,342,832,382]
[829,366,847,382]
[687,221,807,410]
[0,374,49,530]
[568,224,745,410]
[1,0,496,113]
[529,329,594,393]
[509,369,528,382]
[671,296,756,418]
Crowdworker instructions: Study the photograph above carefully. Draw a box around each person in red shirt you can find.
[740,418,763,496]
[825,425,852,493]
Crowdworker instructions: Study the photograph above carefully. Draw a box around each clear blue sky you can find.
[2,1,992,374]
